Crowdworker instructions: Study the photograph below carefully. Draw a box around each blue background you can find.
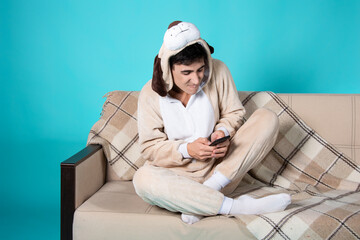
[1,0,359,239]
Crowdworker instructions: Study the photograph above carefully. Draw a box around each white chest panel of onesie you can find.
[159,90,215,142]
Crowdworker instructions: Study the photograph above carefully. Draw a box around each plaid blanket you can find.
[234,92,360,240]
[87,91,143,180]
[88,91,360,239]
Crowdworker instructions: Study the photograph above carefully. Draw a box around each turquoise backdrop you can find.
[1,0,359,239]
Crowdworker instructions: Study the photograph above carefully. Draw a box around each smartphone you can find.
[209,136,230,146]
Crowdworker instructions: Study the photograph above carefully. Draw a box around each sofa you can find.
[61,91,360,240]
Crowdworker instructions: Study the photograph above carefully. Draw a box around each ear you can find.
[168,20,182,29]
[205,40,214,54]
[151,55,167,97]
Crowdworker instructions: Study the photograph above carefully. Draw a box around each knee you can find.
[253,108,279,136]
[133,165,154,197]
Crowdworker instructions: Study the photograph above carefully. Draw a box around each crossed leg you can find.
[133,109,291,224]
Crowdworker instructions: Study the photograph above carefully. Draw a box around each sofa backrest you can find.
[277,93,359,164]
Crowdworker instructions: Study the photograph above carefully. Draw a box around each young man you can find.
[133,21,291,224]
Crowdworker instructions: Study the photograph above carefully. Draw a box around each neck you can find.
[169,89,191,107]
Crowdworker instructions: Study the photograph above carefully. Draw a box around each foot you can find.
[181,213,204,224]
[230,193,291,215]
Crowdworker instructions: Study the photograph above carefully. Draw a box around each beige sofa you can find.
[61,92,359,240]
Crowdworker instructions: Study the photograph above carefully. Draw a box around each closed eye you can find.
[182,71,192,75]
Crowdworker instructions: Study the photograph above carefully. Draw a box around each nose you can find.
[191,72,201,84]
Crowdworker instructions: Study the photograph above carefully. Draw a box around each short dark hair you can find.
[152,42,212,97]
[169,43,208,68]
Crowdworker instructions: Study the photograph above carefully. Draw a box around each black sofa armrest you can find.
[61,144,106,240]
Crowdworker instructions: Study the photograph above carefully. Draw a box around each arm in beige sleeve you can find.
[137,84,192,168]
[213,60,246,137]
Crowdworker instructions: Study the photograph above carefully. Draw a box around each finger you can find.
[212,152,226,158]
[213,146,228,156]
[213,147,226,154]
[196,151,213,160]
[200,153,213,160]
[212,147,227,157]
[199,138,211,145]
[211,131,225,141]
[216,140,230,148]
[202,146,216,154]
[211,134,222,142]
[208,144,218,150]
[200,145,219,158]
[218,144,228,150]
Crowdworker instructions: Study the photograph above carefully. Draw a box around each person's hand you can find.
[210,130,230,158]
[210,130,225,142]
[187,138,216,161]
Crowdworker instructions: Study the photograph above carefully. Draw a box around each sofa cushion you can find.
[73,181,256,240]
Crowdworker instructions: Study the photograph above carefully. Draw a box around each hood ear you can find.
[204,40,214,54]
[168,20,182,29]
[151,55,167,97]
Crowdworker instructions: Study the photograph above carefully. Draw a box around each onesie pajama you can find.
[133,21,289,218]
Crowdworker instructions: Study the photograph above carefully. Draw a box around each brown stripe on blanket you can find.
[108,134,139,168]
[88,91,133,143]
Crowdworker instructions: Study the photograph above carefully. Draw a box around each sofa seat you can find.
[73,181,255,240]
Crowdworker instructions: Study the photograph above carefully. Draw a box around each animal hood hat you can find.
[152,21,214,96]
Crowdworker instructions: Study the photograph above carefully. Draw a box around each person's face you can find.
[171,58,205,96]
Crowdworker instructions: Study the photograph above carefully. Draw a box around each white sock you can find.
[203,171,231,191]
[181,171,231,224]
[219,193,291,215]
[181,213,203,224]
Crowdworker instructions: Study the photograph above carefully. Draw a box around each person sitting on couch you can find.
[133,21,291,224]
